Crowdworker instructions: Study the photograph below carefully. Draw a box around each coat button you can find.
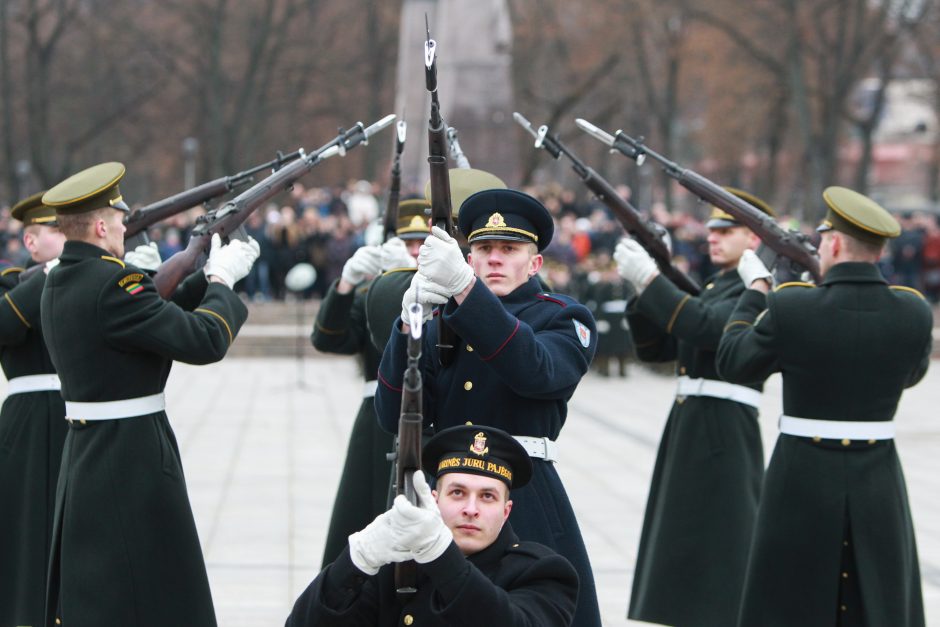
[56,620,62,625]
[80,419,87,425]
[679,366,686,375]
[466,344,474,352]
[841,605,847,611]
[812,436,821,443]
[464,381,473,391]
[841,438,851,447]
[465,421,473,426]
[706,283,715,290]
[842,571,848,579]
[868,439,876,445]
[404,615,414,625]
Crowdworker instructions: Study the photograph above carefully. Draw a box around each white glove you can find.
[738,249,773,289]
[401,272,449,325]
[341,245,383,285]
[388,472,453,564]
[348,509,411,576]
[417,226,473,297]
[44,258,60,274]
[380,237,417,271]
[613,238,659,292]
[203,233,261,289]
[124,242,162,271]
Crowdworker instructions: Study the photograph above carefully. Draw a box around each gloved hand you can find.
[44,258,60,274]
[738,249,773,289]
[613,238,659,292]
[417,226,473,297]
[124,242,162,271]
[401,272,449,326]
[389,472,453,564]
[380,237,417,271]
[203,234,261,289]
[348,509,411,576]
[341,245,383,285]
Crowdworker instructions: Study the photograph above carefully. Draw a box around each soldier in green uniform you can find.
[717,187,932,627]
[313,198,428,567]
[39,162,260,627]
[615,189,774,626]
[0,192,67,627]
[286,425,579,627]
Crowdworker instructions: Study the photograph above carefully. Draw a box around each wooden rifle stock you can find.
[151,114,396,298]
[594,126,822,282]
[514,112,701,295]
[394,303,424,597]
[425,21,458,366]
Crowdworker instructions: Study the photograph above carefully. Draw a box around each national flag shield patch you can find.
[573,319,591,348]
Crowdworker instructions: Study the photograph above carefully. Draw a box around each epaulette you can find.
[382,267,417,276]
[890,285,926,300]
[0,266,24,276]
[507,540,557,559]
[100,255,126,268]
[774,281,815,291]
[536,292,570,308]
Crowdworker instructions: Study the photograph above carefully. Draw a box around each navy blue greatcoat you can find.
[375,276,601,627]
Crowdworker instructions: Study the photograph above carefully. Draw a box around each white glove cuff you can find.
[205,266,235,289]
[412,528,453,564]
[348,532,381,576]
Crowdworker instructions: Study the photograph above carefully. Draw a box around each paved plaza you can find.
[3,328,938,625]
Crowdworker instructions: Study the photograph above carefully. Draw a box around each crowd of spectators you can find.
[3,180,940,305]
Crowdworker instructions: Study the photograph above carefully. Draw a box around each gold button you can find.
[464,381,473,391]
[512,543,519,547]
[679,366,686,375]
[80,419,87,425]
[868,439,876,445]
[466,344,474,352]
[56,620,62,626]
[465,421,473,426]
[844,540,849,547]
[841,605,847,612]
[706,283,715,290]
[812,436,821,443]
[842,572,848,579]
[841,438,851,447]
[404,615,414,625]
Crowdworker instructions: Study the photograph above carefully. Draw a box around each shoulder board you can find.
[536,293,570,307]
[382,267,417,276]
[100,255,126,268]
[774,281,815,291]
[507,540,557,559]
[890,285,926,300]
[0,266,24,276]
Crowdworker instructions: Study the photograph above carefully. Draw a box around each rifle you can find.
[575,118,822,282]
[383,120,408,242]
[446,126,471,169]
[152,114,396,298]
[394,300,424,598]
[425,16,458,367]
[124,149,304,249]
[515,113,701,295]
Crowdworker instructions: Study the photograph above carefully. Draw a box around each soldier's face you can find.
[101,208,127,257]
[434,473,512,556]
[23,224,66,263]
[467,240,542,296]
[707,226,758,269]
[405,239,423,259]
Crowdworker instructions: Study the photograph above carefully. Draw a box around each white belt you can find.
[5,374,61,395]
[513,436,559,463]
[65,393,166,422]
[779,415,895,440]
[676,376,762,409]
[363,380,378,398]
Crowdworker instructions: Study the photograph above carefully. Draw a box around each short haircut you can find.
[840,231,885,259]
[56,207,108,240]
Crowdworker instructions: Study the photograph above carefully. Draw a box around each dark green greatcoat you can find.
[717,262,932,627]
[626,270,764,627]
[311,278,391,567]
[0,267,68,627]
[364,267,416,354]
[40,240,248,627]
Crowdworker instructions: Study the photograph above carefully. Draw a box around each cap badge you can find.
[408,215,426,229]
[470,431,489,456]
[486,212,507,228]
